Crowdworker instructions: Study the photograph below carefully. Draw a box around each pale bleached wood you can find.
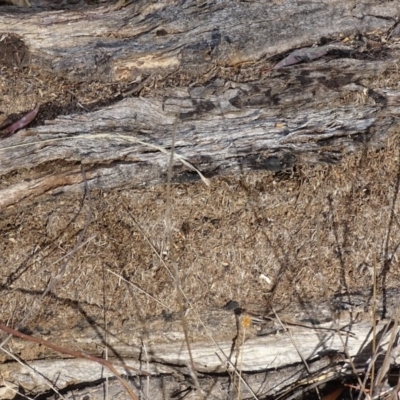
[1,290,399,398]
[0,319,396,399]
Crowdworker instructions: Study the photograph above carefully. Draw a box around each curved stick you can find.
[0,104,40,138]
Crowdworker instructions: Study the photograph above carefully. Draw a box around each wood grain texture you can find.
[0,76,398,207]
[0,0,397,80]
[1,289,399,398]
[0,317,397,398]
[0,0,399,207]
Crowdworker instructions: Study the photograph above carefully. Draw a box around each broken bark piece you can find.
[0,104,39,138]
[273,42,343,69]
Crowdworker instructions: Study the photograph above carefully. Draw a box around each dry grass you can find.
[1,130,400,397]
[1,12,400,397]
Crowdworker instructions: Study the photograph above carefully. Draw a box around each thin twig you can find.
[102,262,109,400]
[122,206,175,282]
[272,308,311,374]
[107,269,172,310]
[238,316,251,399]
[0,324,139,400]
[1,381,36,400]
[0,346,67,400]
[0,104,39,138]
[373,312,400,395]
[272,308,321,399]
[0,165,93,350]
[370,252,378,393]
[165,112,203,397]
[317,273,368,397]
[0,133,211,186]
[122,205,259,400]
[0,167,139,398]
[142,340,150,400]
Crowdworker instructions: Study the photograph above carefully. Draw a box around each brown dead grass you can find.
[1,134,400,358]
[1,12,400,396]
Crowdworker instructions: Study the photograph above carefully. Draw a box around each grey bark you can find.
[1,0,400,207]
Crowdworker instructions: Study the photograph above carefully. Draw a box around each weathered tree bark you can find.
[1,1,400,399]
[1,289,399,399]
[1,0,399,207]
